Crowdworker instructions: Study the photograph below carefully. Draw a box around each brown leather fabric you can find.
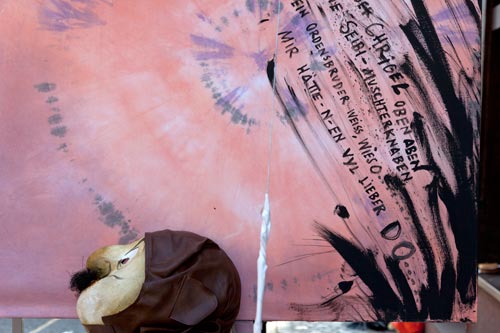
[84,229,241,333]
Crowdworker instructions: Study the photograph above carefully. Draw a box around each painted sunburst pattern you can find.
[187,1,284,130]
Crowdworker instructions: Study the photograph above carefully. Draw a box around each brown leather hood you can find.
[84,229,241,333]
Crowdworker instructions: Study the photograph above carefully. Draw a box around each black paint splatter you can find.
[338,280,353,293]
[334,205,350,218]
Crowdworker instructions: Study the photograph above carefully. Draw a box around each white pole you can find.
[254,193,271,333]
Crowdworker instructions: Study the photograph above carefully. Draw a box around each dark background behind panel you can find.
[479,0,500,263]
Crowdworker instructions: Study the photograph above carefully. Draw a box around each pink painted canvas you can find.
[0,0,480,322]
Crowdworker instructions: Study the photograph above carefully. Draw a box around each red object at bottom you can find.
[391,322,425,333]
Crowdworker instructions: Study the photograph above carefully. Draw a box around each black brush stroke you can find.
[315,223,403,321]
[400,56,457,153]
[384,174,455,319]
[401,0,477,305]
[411,113,456,317]
[336,52,459,318]
[465,0,481,31]
[319,280,354,308]
[384,256,419,320]
[439,261,457,319]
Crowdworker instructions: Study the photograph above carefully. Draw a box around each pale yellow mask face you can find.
[76,239,146,325]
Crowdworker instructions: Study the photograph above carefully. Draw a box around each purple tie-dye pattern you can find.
[431,2,479,46]
[190,34,235,61]
[196,12,210,23]
[250,50,271,71]
[436,26,479,45]
[217,87,248,108]
[38,0,106,31]
[432,3,470,21]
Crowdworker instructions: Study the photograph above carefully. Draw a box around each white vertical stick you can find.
[254,2,281,332]
[254,193,271,333]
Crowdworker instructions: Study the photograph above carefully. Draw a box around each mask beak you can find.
[86,238,145,278]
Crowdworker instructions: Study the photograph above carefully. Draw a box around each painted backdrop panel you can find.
[0,0,480,322]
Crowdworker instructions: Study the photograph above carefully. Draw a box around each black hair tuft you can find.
[69,268,100,296]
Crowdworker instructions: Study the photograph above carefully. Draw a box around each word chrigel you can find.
[364,23,410,94]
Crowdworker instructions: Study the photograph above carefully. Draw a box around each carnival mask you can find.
[70,229,241,333]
